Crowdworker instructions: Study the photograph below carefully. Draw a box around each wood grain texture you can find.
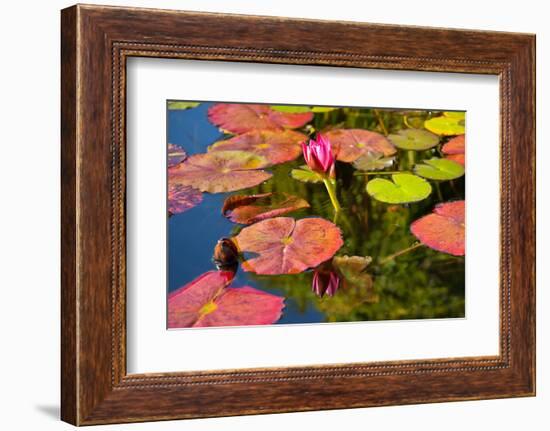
[60,4,536,425]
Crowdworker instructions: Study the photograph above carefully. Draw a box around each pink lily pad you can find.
[234,217,344,275]
[222,192,310,224]
[169,150,272,193]
[324,129,396,162]
[410,200,465,256]
[209,130,307,165]
[168,143,187,167]
[208,103,313,134]
[168,183,203,215]
[168,270,285,328]
[442,134,465,166]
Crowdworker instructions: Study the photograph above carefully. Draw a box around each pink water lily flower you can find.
[312,269,340,298]
[301,134,336,178]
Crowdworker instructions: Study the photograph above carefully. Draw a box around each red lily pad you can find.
[168,144,187,167]
[324,129,396,162]
[234,217,344,275]
[442,134,465,166]
[209,130,307,165]
[410,200,465,256]
[168,271,285,328]
[208,103,313,134]
[222,192,310,224]
[168,183,203,215]
[169,150,272,193]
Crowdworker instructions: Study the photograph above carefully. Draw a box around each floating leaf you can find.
[271,105,312,113]
[168,143,187,167]
[234,217,343,275]
[325,129,396,162]
[169,150,272,193]
[290,165,324,183]
[209,130,307,165]
[168,101,200,110]
[168,183,203,215]
[414,157,465,180]
[442,134,465,166]
[332,255,377,302]
[424,115,465,136]
[222,192,310,224]
[366,173,432,204]
[352,151,395,171]
[311,106,338,113]
[208,103,313,134]
[443,111,466,120]
[388,128,439,151]
[168,271,285,328]
[410,200,465,256]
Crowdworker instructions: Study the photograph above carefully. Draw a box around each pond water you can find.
[168,102,465,325]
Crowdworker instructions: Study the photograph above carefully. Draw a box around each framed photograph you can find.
[61,4,536,425]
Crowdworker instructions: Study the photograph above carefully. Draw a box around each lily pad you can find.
[222,192,310,225]
[325,129,396,162]
[168,183,203,215]
[167,270,285,328]
[168,101,200,110]
[270,105,312,113]
[352,151,395,171]
[311,106,338,113]
[442,134,465,166]
[234,217,344,275]
[410,200,465,256]
[169,150,272,193]
[290,165,324,183]
[388,128,439,151]
[366,173,432,204]
[424,115,465,136]
[208,103,313,134]
[209,130,307,165]
[443,111,466,120]
[168,143,187,167]
[414,157,465,180]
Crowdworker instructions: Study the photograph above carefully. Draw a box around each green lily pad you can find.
[424,115,465,136]
[290,165,324,183]
[388,128,439,151]
[366,173,432,204]
[167,101,200,110]
[352,151,395,171]
[270,105,312,113]
[414,157,465,180]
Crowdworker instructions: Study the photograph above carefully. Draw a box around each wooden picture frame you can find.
[61,4,536,425]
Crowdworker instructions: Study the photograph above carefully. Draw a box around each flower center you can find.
[256,143,270,149]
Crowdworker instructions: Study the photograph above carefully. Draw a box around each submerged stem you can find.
[374,109,388,135]
[379,242,423,265]
[322,178,342,212]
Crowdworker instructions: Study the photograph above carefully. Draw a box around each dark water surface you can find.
[168,103,465,324]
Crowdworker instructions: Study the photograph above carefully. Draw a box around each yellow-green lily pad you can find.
[168,101,200,110]
[290,165,324,183]
[414,157,465,181]
[424,115,465,136]
[366,173,432,204]
[270,105,312,113]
